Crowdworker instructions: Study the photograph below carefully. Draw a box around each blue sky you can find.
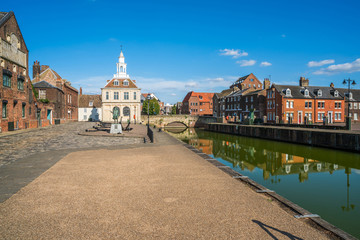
[4,0,360,104]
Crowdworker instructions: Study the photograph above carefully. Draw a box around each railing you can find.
[147,125,154,143]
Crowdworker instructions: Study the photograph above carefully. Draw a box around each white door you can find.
[328,111,333,123]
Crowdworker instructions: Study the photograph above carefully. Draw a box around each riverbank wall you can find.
[205,123,360,152]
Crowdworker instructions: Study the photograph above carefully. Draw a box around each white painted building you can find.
[78,93,102,121]
[101,51,141,123]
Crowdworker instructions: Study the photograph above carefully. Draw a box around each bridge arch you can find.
[165,121,188,128]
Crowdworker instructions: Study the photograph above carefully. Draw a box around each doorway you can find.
[328,111,333,124]
[298,111,303,124]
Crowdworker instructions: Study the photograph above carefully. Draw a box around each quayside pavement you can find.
[0,123,335,239]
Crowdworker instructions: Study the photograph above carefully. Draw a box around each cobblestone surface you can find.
[0,122,144,167]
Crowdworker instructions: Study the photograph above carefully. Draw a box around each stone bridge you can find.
[140,115,217,128]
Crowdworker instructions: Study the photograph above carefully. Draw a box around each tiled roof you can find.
[78,94,102,108]
[32,81,63,93]
[182,91,214,103]
[274,85,344,100]
[104,78,138,88]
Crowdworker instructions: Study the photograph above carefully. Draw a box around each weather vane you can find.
[120,45,123,51]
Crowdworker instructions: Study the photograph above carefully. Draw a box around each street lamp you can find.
[147,95,151,127]
[343,78,356,130]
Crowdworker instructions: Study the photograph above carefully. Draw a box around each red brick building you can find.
[230,73,263,90]
[267,77,345,124]
[32,62,78,121]
[181,91,214,116]
[0,11,53,132]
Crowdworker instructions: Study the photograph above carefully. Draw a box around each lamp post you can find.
[343,78,356,130]
[147,95,151,127]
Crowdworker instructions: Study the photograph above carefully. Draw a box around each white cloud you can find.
[219,49,248,58]
[260,61,272,67]
[313,58,360,75]
[185,82,198,88]
[236,59,256,67]
[72,75,111,94]
[206,77,224,82]
[171,93,176,96]
[308,59,335,67]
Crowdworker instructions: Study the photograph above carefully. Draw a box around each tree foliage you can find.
[142,99,160,115]
[171,104,177,114]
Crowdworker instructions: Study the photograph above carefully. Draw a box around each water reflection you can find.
[174,128,359,183]
[168,128,360,237]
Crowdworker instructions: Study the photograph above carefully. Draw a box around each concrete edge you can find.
[163,130,357,240]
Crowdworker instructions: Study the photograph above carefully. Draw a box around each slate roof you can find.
[336,88,360,101]
[214,87,239,99]
[274,85,344,100]
[0,12,11,27]
[234,74,250,84]
[226,88,249,98]
[79,94,102,108]
[32,81,63,93]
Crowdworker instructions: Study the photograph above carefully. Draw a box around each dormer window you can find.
[89,101,93,107]
[285,88,291,97]
[114,80,119,86]
[317,90,322,97]
[334,90,339,97]
[349,92,353,99]
[304,89,309,97]
[123,80,129,86]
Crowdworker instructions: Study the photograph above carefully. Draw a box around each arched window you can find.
[114,80,119,86]
[317,90,322,97]
[123,106,130,116]
[304,89,309,97]
[285,88,291,96]
[120,66,123,72]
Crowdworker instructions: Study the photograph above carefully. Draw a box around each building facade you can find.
[267,77,345,124]
[0,11,53,132]
[101,51,141,123]
[32,80,65,122]
[78,88,102,121]
[181,91,214,116]
[230,73,263,90]
[213,87,238,117]
[32,61,78,121]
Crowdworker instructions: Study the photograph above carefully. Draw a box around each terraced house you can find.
[0,11,51,132]
[267,77,345,124]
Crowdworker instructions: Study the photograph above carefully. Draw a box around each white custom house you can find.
[101,51,141,123]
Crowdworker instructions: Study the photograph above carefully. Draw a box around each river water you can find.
[167,128,360,238]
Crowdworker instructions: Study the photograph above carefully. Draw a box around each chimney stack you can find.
[330,82,334,88]
[41,65,49,73]
[299,77,309,87]
[33,60,40,79]
[80,87,82,96]
[263,78,271,89]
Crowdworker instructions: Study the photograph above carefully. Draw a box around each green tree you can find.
[171,104,177,115]
[142,99,160,115]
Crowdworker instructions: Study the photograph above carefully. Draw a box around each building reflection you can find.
[171,128,356,183]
